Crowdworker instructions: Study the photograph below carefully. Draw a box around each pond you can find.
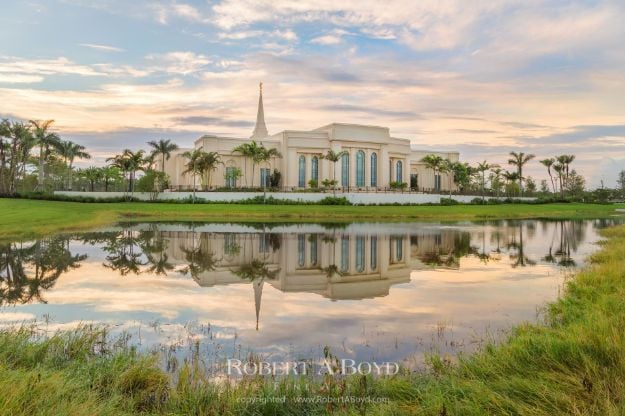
[0,219,619,375]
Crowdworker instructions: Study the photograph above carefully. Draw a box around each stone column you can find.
[380,148,389,187]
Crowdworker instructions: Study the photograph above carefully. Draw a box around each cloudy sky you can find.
[1,0,624,186]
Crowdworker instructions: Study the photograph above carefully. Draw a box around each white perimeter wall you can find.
[54,191,536,204]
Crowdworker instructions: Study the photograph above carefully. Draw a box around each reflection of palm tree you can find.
[101,227,146,276]
[0,236,86,305]
[507,222,536,268]
[322,264,343,278]
[181,246,218,279]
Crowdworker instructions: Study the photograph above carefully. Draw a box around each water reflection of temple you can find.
[162,230,459,299]
[158,228,459,328]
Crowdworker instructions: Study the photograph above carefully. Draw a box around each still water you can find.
[0,219,618,373]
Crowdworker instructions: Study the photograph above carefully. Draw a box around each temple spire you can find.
[253,279,264,331]
[251,82,269,139]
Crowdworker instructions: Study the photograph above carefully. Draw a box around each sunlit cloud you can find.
[79,43,125,52]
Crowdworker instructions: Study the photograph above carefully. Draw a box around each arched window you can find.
[311,156,319,182]
[341,153,350,187]
[356,236,365,272]
[356,150,365,187]
[370,236,378,270]
[396,161,403,183]
[340,236,350,273]
[298,155,306,187]
[370,153,377,187]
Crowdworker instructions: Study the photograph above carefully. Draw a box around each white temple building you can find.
[161,83,459,191]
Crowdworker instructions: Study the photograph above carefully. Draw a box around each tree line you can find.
[420,152,588,199]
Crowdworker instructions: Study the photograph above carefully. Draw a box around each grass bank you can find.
[1,224,625,414]
[1,198,623,241]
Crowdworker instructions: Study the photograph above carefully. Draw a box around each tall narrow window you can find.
[396,161,403,183]
[298,234,306,266]
[435,174,441,191]
[356,151,365,187]
[355,236,365,272]
[370,236,378,270]
[298,155,306,187]
[260,168,270,188]
[341,153,350,187]
[395,237,403,262]
[225,167,236,188]
[311,156,319,183]
[310,234,318,266]
[370,153,377,187]
[340,236,350,273]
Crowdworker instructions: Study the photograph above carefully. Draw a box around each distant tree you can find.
[617,170,625,198]
[148,139,178,174]
[30,119,60,191]
[525,176,537,196]
[58,140,91,190]
[507,151,535,196]
[421,154,445,192]
[564,169,585,197]
[540,179,550,194]
[539,158,556,193]
[476,161,497,200]
[553,163,565,198]
[79,166,102,191]
[489,167,504,198]
[324,150,348,196]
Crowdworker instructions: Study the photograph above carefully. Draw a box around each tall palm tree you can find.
[490,167,504,198]
[324,149,348,196]
[556,154,575,190]
[476,161,497,200]
[30,119,60,191]
[58,140,91,190]
[421,154,445,192]
[553,163,565,198]
[539,158,556,193]
[182,148,204,202]
[148,139,178,174]
[101,166,123,192]
[232,141,256,187]
[507,151,535,196]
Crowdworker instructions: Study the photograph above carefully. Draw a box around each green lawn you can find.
[2,223,625,414]
[1,198,624,241]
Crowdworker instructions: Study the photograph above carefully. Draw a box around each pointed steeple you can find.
[253,279,264,331]
[251,82,269,139]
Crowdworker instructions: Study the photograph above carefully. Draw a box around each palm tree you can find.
[507,151,535,196]
[553,163,565,198]
[30,119,60,191]
[197,151,222,188]
[324,149,348,196]
[539,158,556,194]
[556,154,575,191]
[476,161,497,200]
[79,166,102,191]
[503,170,520,197]
[182,149,204,202]
[107,149,145,195]
[490,167,504,198]
[101,166,123,192]
[148,139,178,174]
[232,142,256,187]
[421,154,445,192]
[58,140,91,190]
[254,145,282,193]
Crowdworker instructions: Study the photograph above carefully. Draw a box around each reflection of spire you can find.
[251,82,269,139]
[253,278,264,331]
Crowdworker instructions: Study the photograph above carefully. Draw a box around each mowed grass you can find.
[1,198,624,240]
[2,224,625,415]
